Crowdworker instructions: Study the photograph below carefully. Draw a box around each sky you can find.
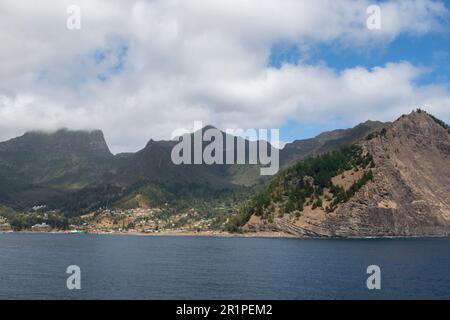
[0,0,449,153]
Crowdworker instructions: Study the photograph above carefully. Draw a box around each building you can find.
[31,223,51,232]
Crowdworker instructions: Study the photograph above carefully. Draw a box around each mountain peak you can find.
[0,128,112,157]
[388,109,450,138]
[243,108,450,237]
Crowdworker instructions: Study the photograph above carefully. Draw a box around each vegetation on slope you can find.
[0,204,74,231]
[365,128,387,140]
[280,120,387,166]
[113,182,250,230]
[226,144,375,231]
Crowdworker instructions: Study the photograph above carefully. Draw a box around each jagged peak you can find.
[143,138,174,150]
[391,109,449,133]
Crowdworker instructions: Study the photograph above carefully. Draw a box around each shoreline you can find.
[2,230,296,239]
[2,230,450,239]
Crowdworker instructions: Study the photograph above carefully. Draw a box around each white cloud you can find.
[0,0,449,153]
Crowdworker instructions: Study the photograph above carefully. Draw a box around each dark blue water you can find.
[0,233,449,299]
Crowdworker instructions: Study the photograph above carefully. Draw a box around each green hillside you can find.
[227,144,375,231]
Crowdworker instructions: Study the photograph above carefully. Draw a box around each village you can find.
[79,207,219,234]
[0,206,223,235]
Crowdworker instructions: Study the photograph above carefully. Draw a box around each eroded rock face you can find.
[327,111,450,237]
[244,111,450,237]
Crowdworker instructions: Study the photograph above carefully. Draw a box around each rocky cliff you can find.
[243,111,450,237]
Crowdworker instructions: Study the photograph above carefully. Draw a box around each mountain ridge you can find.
[1,111,447,237]
[241,110,450,237]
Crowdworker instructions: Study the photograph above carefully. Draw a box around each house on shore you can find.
[31,223,51,232]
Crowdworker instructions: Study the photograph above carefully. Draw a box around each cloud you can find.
[0,0,449,153]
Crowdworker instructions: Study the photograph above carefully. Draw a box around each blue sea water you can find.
[0,233,449,299]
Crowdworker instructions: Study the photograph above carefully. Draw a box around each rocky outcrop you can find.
[244,111,450,237]
[326,111,450,236]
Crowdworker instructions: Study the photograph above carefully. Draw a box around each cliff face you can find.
[325,111,450,236]
[0,129,115,209]
[244,111,450,237]
[0,129,112,158]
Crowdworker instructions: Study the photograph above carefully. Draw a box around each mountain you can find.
[0,129,114,182]
[105,127,276,209]
[112,135,237,190]
[75,122,387,211]
[0,126,274,213]
[240,110,450,237]
[0,129,116,209]
[0,117,414,219]
[280,120,387,166]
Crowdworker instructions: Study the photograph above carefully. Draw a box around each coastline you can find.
[2,230,450,239]
[0,229,295,238]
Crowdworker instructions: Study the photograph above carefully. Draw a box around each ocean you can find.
[0,233,449,299]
